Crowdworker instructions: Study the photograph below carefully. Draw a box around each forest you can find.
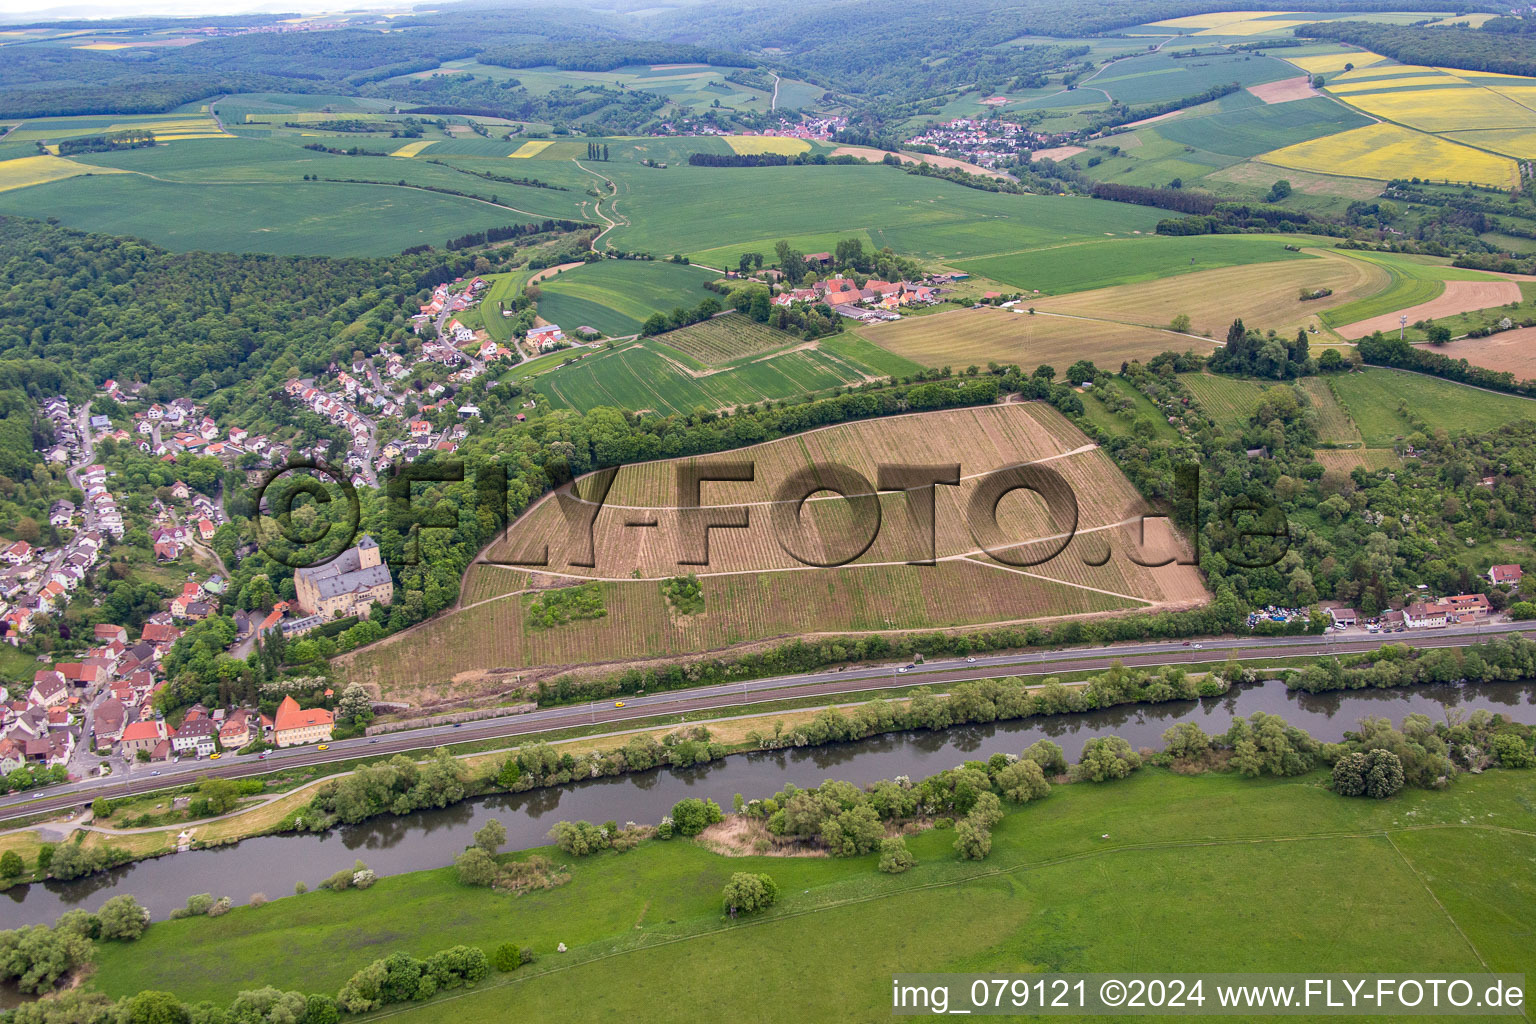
[1301,20,1536,76]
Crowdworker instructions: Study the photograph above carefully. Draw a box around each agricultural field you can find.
[1083,49,1297,105]
[1150,97,1372,159]
[532,260,721,338]
[84,771,1536,1020]
[1329,368,1536,445]
[650,313,804,365]
[1316,251,1517,333]
[4,110,225,143]
[343,404,1205,693]
[854,307,1207,372]
[1260,122,1519,188]
[0,172,543,256]
[1296,376,1363,445]
[1033,248,1389,338]
[603,163,1165,264]
[1312,447,1401,473]
[0,154,123,192]
[723,135,809,156]
[1413,327,1536,380]
[530,335,885,415]
[1177,372,1276,433]
[1325,63,1536,136]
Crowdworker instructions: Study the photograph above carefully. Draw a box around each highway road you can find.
[5,619,1532,824]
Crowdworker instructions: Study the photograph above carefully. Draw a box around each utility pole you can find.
[1399,314,1408,340]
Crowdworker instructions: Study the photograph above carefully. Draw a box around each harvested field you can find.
[1247,76,1318,104]
[1336,279,1522,339]
[828,146,1011,180]
[1412,326,1536,379]
[1313,448,1401,473]
[0,154,124,192]
[1035,250,1387,338]
[856,306,1207,370]
[343,404,1206,695]
[1030,145,1085,161]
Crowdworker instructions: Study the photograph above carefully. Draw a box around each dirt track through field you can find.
[1337,279,1521,339]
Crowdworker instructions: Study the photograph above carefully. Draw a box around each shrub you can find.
[878,836,916,874]
[1491,733,1534,769]
[169,893,215,919]
[97,895,149,941]
[353,869,377,890]
[492,942,521,972]
[455,847,498,887]
[1022,739,1067,775]
[996,759,1050,803]
[206,896,233,917]
[0,850,22,879]
[1069,736,1141,782]
[1332,749,1405,799]
[669,797,723,837]
[953,818,992,860]
[722,872,779,915]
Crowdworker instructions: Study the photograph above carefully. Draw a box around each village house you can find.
[1489,564,1524,586]
[119,719,166,758]
[172,717,218,757]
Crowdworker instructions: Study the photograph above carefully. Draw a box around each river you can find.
[3,679,1533,927]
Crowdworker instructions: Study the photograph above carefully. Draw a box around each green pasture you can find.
[1089,50,1297,105]
[533,259,721,337]
[84,769,1536,1020]
[955,233,1319,295]
[1154,97,1373,159]
[1329,367,1536,444]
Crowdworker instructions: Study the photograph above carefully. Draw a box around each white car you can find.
[1192,643,1203,649]
[965,657,976,663]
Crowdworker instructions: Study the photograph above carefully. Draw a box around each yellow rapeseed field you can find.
[508,139,555,158]
[723,135,811,156]
[1147,10,1285,29]
[1286,51,1388,75]
[1195,17,1311,35]
[0,155,126,192]
[1260,122,1518,188]
[1333,83,1536,132]
[391,139,437,158]
[1328,74,1458,93]
[1444,128,1536,159]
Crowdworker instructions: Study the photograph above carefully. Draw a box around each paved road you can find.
[5,620,1531,824]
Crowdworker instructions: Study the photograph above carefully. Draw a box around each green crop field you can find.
[602,163,1164,263]
[1089,50,1296,105]
[0,172,548,255]
[1329,368,1536,445]
[650,313,804,364]
[1297,376,1363,445]
[533,260,720,337]
[532,336,885,414]
[954,233,1316,295]
[1154,97,1373,159]
[84,769,1536,1020]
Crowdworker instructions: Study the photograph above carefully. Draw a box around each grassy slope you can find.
[1320,252,1505,328]
[86,769,1536,1018]
[1330,368,1536,445]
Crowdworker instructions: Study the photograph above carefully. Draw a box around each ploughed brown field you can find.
[339,403,1208,699]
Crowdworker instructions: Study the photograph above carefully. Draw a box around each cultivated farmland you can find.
[1178,373,1275,433]
[1259,122,1518,189]
[533,260,721,337]
[342,403,1206,695]
[0,154,123,192]
[723,135,809,155]
[1033,248,1388,338]
[855,307,1207,371]
[1297,377,1362,445]
[651,313,802,365]
[1412,327,1536,380]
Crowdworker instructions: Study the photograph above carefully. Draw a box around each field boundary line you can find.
[1384,831,1499,984]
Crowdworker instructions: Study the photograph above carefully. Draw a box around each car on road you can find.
[150,770,160,776]
[257,753,267,759]
[897,666,908,674]
[209,753,221,760]
[1192,643,1203,649]
[1181,641,1191,646]
[966,657,976,663]
[316,744,330,751]
[614,701,626,708]
[368,739,378,744]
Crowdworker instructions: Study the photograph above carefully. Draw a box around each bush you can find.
[1069,736,1142,782]
[455,847,498,887]
[996,759,1050,803]
[669,797,723,837]
[97,894,149,941]
[1491,732,1534,769]
[878,836,915,874]
[0,850,22,879]
[492,941,521,972]
[1332,749,1405,799]
[953,819,992,860]
[1022,739,1067,775]
[169,893,215,919]
[548,820,612,856]
[722,872,779,915]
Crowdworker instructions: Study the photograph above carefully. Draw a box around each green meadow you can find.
[956,233,1317,295]
[85,769,1536,1021]
[1329,368,1536,444]
[534,259,721,337]
[1320,252,1508,328]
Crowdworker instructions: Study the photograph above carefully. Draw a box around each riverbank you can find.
[80,767,1536,1016]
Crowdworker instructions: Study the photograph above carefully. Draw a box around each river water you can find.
[3,679,1533,927]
